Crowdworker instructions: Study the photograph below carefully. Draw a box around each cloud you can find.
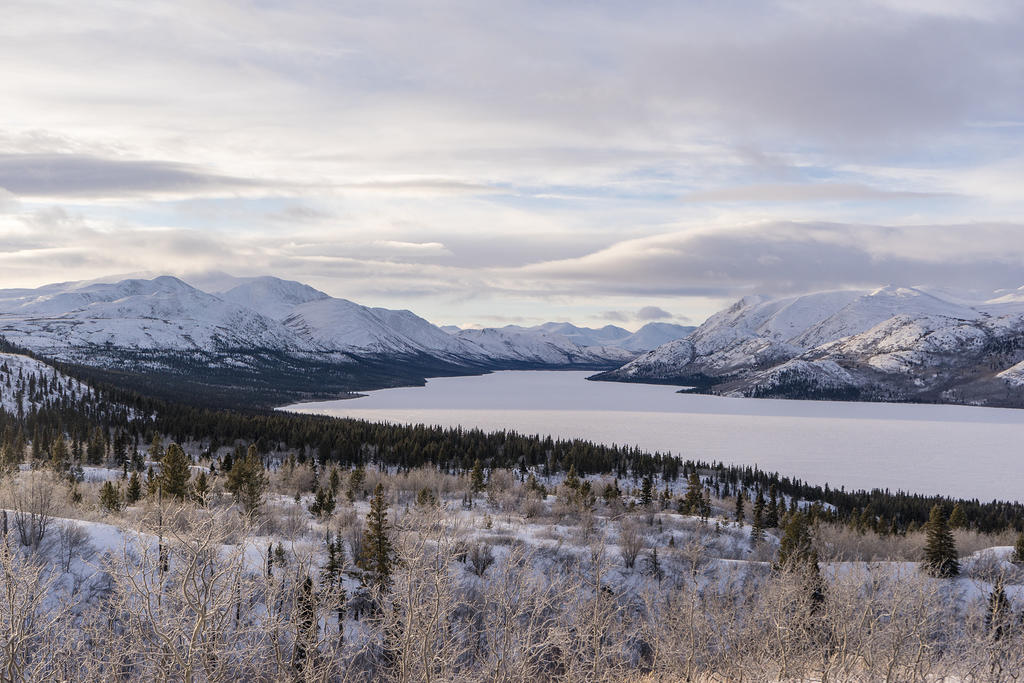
[600,310,629,322]
[636,305,673,320]
[0,153,264,199]
[516,221,1024,298]
[684,183,949,203]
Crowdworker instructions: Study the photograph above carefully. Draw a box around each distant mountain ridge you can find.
[593,285,1024,408]
[0,274,694,407]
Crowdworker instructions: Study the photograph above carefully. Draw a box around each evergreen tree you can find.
[922,504,959,578]
[192,470,210,505]
[734,490,745,525]
[766,483,779,528]
[415,487,437,507]
[125,470,142,504]
[640,474,654,507]
[751,490,766,545]
[293,575,318,673]
[983,581,1007,643]
[360,483,394,593]
[470,458,486,494]
[147,433,164,462]
[160,442,192,498]
[948,503,968,530]
[347,464,366,501]
[225,445,269,515]
[986,580,1011,641]
[1012,532,1024,564]
[699,489,711,524]
[680,470,703,514]
[49,433,69,473]
[775,511,825,608]
[99,480,122,512]
[642,547,664,583]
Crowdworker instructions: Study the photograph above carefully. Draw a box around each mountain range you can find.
[0,274,692,407]
[593,285,1024,408]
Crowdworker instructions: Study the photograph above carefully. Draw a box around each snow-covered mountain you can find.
[501,321,695,352]
[0,274,652,405]
[595,286,1024,408]
[454,327,635,366]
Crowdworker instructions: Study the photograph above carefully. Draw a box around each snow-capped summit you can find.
[218,276,330,321]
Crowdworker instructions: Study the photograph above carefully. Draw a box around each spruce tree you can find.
[986,580,1011,640]
[148,434,164,462]
[160,443,192,498]
[470,458,486,494]
[766,484,779,528]
[360,483,394,593]
[776,511,815,570]
[1012,532,1024,564]
[751,490,766,545]
[348,464,366,501]
[922,504,959,578]
[680,470,703,514]
[50,434,69,472]
[734,490,745,525]
[948,503,968,530]
[125,470,142,504]
[192,470,210,505]
[640,474,654,507]
[226,446,268,515]
[99,480,122,512]
[293,575,318,673]
[775,511,825,608]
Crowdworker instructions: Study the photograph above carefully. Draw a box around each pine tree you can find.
[125,470,142,504]
[160,443,192,498]
[192,470,210,505]
[986,579,1011,641]
[734,490,745,525]
[470,458,486,494]
[680,470,703,514]
[293,575,318,673]
[99,480,122,512]
[766,483,779,528]
[640,474,654,507]
[226,447,268,515]
[922,504,959,578]
[699,489,711,524]
[148,434,164,462]
[360,483,394,593]
[49,433,69,472]
[1012,532,1024,564]
[415,487,437,507]
[776,511,815,569]
[948,503,968,530]
[751,489,766,545]
[775,511,825,608]
[642,547,664,583]
[348,464,366,501]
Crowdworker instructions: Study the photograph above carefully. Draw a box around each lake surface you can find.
[284,370,1024,501]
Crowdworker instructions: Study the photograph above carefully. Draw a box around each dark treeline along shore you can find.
[1,335,1021,538]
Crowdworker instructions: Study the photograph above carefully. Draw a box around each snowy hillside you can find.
[0,352,95,415]
[455,327,635,366]
[596,285,1024,408]
[0,274,650,404]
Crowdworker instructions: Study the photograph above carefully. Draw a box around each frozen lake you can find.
[284,370,1024,501]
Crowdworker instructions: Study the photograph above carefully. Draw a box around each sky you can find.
[2,0,1024,329]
